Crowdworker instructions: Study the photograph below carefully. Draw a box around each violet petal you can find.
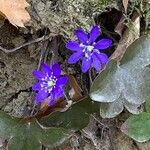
[57,76,68,86]
[95,52,108,64]
[54,87,64,99]
[92,54,102,71]
[52,64,61,77]
[49,92,55,106]
[94,38,112,49]
[35,90,48,103]
[75,28,88,44]
[41,63,52,75]
[32,83,41,91]
[68,51,83,64]
[32,70,45,80]
[66,41,83,51]
[89,25,100,44]
[82,57,92,73]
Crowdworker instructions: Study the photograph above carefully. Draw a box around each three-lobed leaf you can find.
[121,112,150,142]
[121,96,150,142]
[90,36,150,118]
[0,111,69,150]
[0,97,100,149]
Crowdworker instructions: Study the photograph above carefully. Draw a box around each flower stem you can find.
[63,90,70,101]
[88,69,93,86]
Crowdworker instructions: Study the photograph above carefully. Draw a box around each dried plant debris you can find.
[0,0,31,27]
[111,11,140,60]
[122,0,129,13]
[28,0,118,39]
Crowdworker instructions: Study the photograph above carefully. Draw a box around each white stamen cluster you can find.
[40,74,57,93]
[80,43,94,60]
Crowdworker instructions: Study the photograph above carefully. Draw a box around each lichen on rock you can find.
[28,0,118,39]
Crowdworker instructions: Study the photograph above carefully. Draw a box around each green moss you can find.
[127,0,150,35]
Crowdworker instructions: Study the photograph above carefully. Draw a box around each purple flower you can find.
[66,25,112,72]
[32,63,68,106]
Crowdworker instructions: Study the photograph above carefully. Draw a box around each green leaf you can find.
[40,97,100,130]
[121,112,150,142]
[146,96,150,113]
[90,36,150,118]
[0,111,69,150]
[100,98,124,118]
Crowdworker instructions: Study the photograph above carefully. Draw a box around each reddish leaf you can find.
[111,11,140,61]
[68,75,83,101]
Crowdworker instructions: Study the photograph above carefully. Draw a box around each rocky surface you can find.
[27,0,117,39]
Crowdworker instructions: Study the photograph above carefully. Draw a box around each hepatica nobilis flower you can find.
[32,63,68,106]
[66,25,112,72]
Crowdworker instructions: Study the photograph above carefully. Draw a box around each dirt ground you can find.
[0,0,150,149]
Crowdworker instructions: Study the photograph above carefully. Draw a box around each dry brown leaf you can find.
[22,98,68,123]
[68,75,83,101]
[0,0,31,27]
[115,16,125,36]
[111,11,140,61]
[35,98,68,119]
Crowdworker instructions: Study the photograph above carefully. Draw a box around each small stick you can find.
[92,114,110,127]
[0,35,50,53]
[30,103,37,116]
[37,40,50,70]
[37,49,44,70]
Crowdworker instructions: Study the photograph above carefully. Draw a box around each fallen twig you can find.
[0,35,51,53]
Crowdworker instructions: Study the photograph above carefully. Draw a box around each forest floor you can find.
[0,0,150,149]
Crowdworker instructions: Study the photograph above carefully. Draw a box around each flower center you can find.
[86,45,94,52]
[48,80,55,87]
[41,75,57,93]
[84,45,94,59]
[47,76,57,88]
[80,44,94,59]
